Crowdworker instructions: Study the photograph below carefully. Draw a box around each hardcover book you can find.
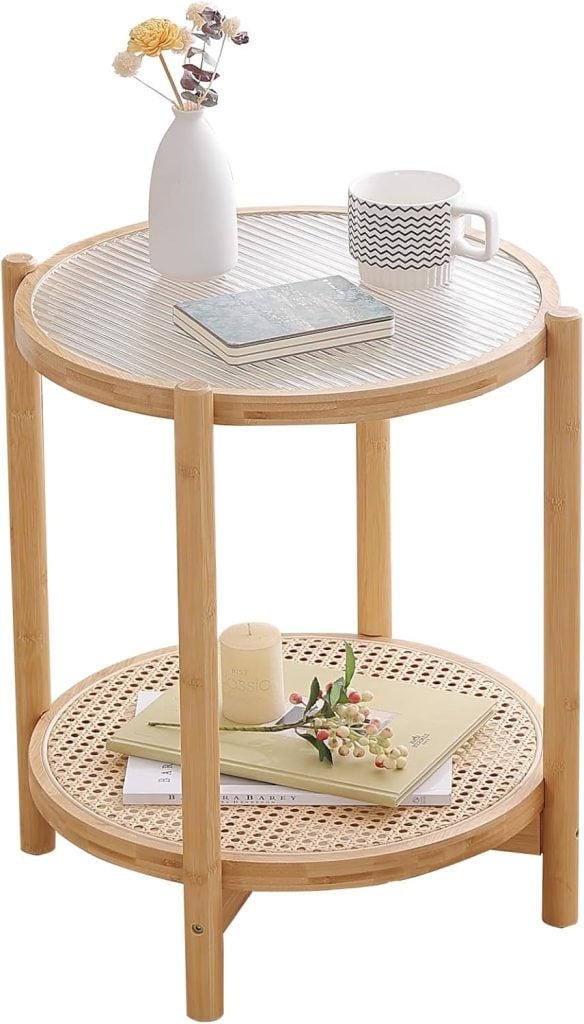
[123,691,453,807]
[108,661,494,808]
[173,275,395,364]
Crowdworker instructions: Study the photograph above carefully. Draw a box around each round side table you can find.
[3,208,580,1022]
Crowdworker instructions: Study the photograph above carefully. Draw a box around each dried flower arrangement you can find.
[220,642,410,770]
[113,5,249,110]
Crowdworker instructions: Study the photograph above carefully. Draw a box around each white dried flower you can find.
[112,51,143,78]
[176,25,194,52]
[222,15,241,39]
[186,3,207,28]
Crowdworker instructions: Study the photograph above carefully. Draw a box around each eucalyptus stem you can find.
[159,53,184,110]
[199,32,226,106]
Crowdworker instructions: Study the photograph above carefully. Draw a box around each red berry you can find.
[374,756,386,769]
[289,692,303,705]
[316,729,329,741]
[348,691,361,704]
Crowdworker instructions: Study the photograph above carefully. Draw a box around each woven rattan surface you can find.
[39,637,541,860]
[30,213,541,394]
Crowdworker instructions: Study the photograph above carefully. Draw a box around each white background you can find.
[1,0,582,1020]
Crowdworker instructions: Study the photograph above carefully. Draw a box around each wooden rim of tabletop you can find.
[14,207,560,425]
[29,636,544,892]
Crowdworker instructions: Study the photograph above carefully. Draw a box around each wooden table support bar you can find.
[175,382,223,1020]
[2,255,54,856]
[357,419,392,637]
[542,307,581,927]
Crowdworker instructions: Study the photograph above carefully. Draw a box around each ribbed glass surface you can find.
[32,213,542,393]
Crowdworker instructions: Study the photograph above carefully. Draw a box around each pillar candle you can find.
[220,622,285,725]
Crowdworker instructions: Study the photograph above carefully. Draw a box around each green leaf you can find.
[344,642,356,687]
[318,689,336,719]
[299,732,333,765]
[329,677,344,709]
[305,676,321,714]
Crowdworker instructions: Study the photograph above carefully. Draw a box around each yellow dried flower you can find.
[222,16,241,39]
[127,18,185,57]
[186,3,207,28]
[112,51,143,77]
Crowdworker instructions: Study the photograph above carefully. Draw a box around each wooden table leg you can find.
[542,307,581,927]
[356,419,392,637]
[2,254,54,856]
[175,382,223,1021]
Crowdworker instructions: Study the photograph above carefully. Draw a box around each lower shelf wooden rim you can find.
[29,636,543,891]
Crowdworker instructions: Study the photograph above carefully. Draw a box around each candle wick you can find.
[247,623,252,636]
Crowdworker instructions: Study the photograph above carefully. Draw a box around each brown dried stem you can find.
[159,53,184,110]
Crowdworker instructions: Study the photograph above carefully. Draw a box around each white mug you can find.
[348,169,499,292]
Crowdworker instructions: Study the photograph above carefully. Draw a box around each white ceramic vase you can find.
[148,108,238,281]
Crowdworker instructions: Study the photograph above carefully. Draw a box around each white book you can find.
[122,692,452,807]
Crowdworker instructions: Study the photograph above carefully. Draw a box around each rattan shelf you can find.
[29,636,544,891]
[2,207,580,1022]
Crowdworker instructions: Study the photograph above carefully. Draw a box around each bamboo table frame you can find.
[2,208,581,1021]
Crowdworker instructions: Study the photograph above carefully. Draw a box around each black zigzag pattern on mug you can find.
[349,237,450,257]
[348,193,451,269]
[348,194,450,224]
[349,225,450,249]
[348,219,448,236]
[348,251,448,272]
[348,240,450,265]
[348,193,450,214]
[348,213,451,232]
[349,246,451,267]
[348,228,451,268]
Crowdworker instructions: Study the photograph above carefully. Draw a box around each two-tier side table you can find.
[2,208,580,1021]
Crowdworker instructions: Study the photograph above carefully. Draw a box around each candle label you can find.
[224,667,271,693]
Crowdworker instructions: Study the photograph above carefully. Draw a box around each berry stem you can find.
[220,720,310,733]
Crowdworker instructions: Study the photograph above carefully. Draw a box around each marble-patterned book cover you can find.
[174,275,395,348]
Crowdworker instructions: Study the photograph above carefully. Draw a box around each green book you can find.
[107,661,495,808]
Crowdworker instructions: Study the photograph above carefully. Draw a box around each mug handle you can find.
[450,201,499,262]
